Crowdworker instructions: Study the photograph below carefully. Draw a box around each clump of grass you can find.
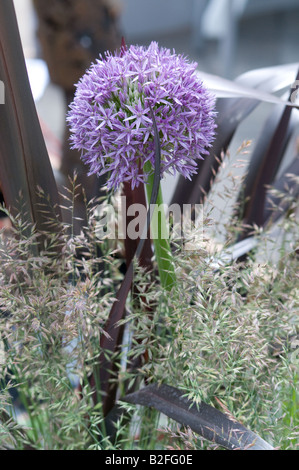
[123,234,298,448]
[121,159,299,450]
[0,167,298,450]
[0,184,124,450]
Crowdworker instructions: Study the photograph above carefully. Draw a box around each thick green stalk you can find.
[144,162,176,291]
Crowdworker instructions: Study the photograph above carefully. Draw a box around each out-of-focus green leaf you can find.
[124,384,274,450]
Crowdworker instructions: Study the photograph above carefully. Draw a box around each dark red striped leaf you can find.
[237,69,299,237]
[0,0,61,248]
[124,383,274,450]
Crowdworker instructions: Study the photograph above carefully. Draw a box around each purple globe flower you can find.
[67,41,216,190]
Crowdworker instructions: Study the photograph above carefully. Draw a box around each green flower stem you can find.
[144,162,176,291]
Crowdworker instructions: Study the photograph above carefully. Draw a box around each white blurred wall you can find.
[13,0,37,58]
[120,0,195,38]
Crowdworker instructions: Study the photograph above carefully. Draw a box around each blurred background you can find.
[15,0,299,76]
[11,0,299,204]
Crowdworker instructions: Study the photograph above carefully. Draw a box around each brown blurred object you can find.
[33,0,121,91]
[33,0,122,227]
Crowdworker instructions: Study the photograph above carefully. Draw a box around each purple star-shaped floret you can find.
[67,42,216,190]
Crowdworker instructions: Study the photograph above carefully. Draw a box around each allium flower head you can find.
[67,41,216,190]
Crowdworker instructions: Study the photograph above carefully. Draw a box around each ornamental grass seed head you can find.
[67,41,216,190]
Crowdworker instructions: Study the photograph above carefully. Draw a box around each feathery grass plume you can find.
[0,168,298,449]
[118,165,299,450]
[0,186,125,450]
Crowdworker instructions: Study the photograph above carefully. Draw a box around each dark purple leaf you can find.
[171,96,259,208]
[237,69,299,238]
[0,0,61,246]
[124,384,274,450]
[172,65,299,208]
